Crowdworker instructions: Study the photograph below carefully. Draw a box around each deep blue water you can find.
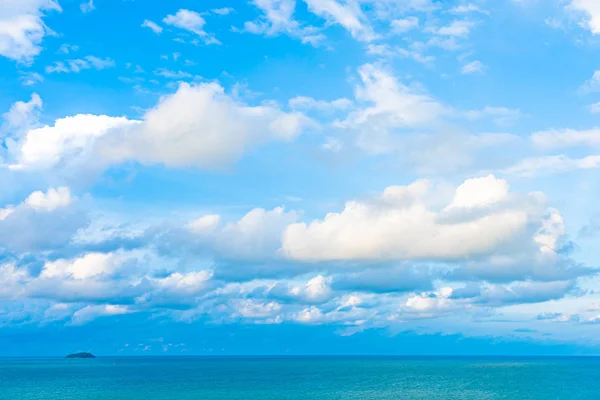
[1,356,600,399]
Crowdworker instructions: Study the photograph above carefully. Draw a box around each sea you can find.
[1,356,599,399]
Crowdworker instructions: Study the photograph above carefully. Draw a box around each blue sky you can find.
[2,0,600,356]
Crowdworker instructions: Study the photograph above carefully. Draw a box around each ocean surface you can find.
[1,356,600,399]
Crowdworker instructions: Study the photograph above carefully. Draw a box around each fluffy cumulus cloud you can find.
[9,114,138,170]
[8,83,310,170]
[0,0,61,62]
[281,175,544,262]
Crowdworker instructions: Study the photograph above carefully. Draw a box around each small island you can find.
[65,352,96,359]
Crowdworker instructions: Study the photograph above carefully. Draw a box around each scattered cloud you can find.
[141,19,163,34]
[80,0,95,13]
[243,0,325,46]
[435,20,476,38]
[579,70,600,93]
[45,56,116,73]
[212,7,234,16]
[58,44,79,54]
[461,60,486,75]
[163,9,221,45]
[303,0,377,41]
[390,17,419,34]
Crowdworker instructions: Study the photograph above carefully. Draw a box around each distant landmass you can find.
[65,352,95,359]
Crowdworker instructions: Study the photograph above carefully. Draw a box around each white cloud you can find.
[58,43,78,54]
[531,128,600,149]
[80,0,94,13]
[321,136,343,152]
[96,82,309,169]
[405,287,454,312]
[349,63,447,126]
[0,0,61,63]
[233,299,283,319]
[24,187,72,211]
[0,186,84,252]
[568,0,600,34]
[336,63,447,154]
[20,71,44,86]
[41,252,124,280]
[151,271,214,295]
[390,16,419,33]
[46,56,116,73]
[281,175,545,262]
[579,70,600,93]
[289,96,352,112]
[212,7,234,16]
[449,4,489,15]
[446,175,509,210]
[461,60,486,74]
[245,0,298,34]
[303,0,376,41]
[141,19,163,34]
[588,102,600,113]
[153,68,192,79]
[0,264,28,298]
[0,187,72,215]
[465,106,522,125]
[366,44,434,64]
[243,0,325,46]
[1,93,42,136]
[504,155,600,177]
[10,83,310,171]
[188,214,221,234]
[435,20,476,38]
[11,114,138,169]
[267,275,334,304]
[70,304,130,325]
[163,9,220,45]
[188,206,299,260]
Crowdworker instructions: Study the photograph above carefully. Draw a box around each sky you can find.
[1,0,600,357]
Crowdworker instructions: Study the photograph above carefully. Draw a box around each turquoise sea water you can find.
[1,356,600,399]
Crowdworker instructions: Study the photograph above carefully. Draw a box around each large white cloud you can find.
[281,175,546,262]
[0,0,61,62]
[10,83,310,170]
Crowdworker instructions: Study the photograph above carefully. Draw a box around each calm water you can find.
[1,356,600,399]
